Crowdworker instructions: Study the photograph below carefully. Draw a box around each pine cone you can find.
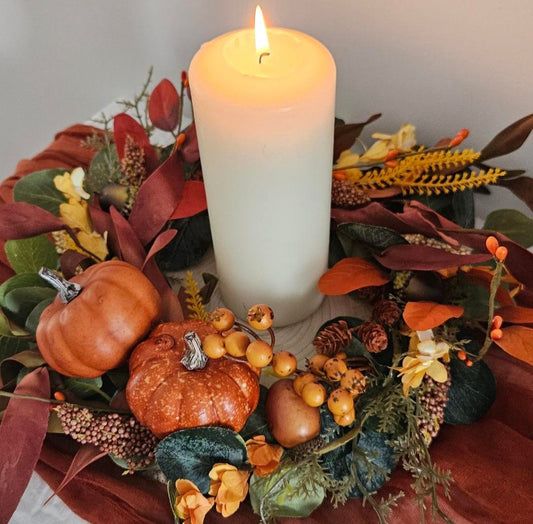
[121,135,147,188]
[331,179,370,208]
[286,436,325,462]
[313,320,356,357]
[356,286,384,304]
[372,300,401,326]
[356,321,388,353]
[417,369,451,445]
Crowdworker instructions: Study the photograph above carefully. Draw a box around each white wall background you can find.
[1,0,531,214]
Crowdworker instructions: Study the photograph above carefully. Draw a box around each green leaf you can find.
[484,209,533,248]
[249,461,325,518]
[444,357,496,425]
[63,377,108,400]
[87,146,122,194]
[5,235,58,274]
[3,286,56,321]
[0,273,53,307]
[0,336,32,363]
[1,350,45,386]
[105,366,130,391]
[452,189,475,228]
[25,297,54,335]
[338,223,407,251]
[13,168,67,214]
[155,427,248,493]
[240,385,274,443]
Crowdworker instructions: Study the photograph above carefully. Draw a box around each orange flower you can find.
[174,479,214,524]
[246,435,283,476]
[208,463,250,517]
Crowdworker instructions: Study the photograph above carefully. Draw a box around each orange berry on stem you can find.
[490,328,503,341]
[340,368,366,396]
[334,408,356,427]
[485,236,499,255]
[301,381,327,407]
[224,331,250,357]
[333,170,348,181]
[465,359,474,367]
[53,391,66,402]
[247,304,274,330]
[495,246,508,262]
[202,333,226,359]
[293,372,318,396]
[245,340,273,368]
[210,307,235,332]
[327,388,354,416]
[492,315,503,329]
[384,148,399,162]
[272,351,298,377]
[323,358,348,382]
[307,354,329,374]
[456,350,467,361]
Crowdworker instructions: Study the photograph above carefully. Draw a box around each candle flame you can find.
[254,5,270,56]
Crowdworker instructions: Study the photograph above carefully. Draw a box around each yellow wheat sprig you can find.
[398,149,481,176]
[184,271,209,320]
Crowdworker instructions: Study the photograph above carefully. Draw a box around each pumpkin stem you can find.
[182,331,209,370]
[38,267,82,304]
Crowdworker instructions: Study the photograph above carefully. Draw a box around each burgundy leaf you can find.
[375,244,491,270]
[498,176,533,212]
[0,202,64,239]
[169,181,207,220]
[128,149,185,245]
[46,444,107,502]
[142,229,177,270]
[480,114,533,161]
[148,79,180,132]
[60,250,96,279]
[0,367,50,523]
[113,113,158,172]
[333,113,382,162]
[109,207,146,268]
[180,122,200,163]
[0,262,15,284]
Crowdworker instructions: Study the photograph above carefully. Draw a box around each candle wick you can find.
[258,52,270,64]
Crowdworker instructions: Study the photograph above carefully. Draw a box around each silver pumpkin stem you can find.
[182,331,209,370]
[38,267,82,304]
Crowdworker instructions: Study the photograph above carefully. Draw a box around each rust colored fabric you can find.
[3,126,533,523]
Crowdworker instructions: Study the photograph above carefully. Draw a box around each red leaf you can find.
[403,301,464,331]
[480,114,533,161]
[318,257,389,295]
[59,250,95,279]
[333,114,381,162]
[169,181,207,220]
[46,444,107,502]
[128,149,185,245]
[142,229,177,270]
[375,244,491,270]
[109,206,146,268]
[0,202,64,239]
[148,79,180,132]
[498,176,533,212]
[180,123,200,163]
[0,367,50,523]
[495,306,533,325]
[113,113,158,172]
[494,325,533,366]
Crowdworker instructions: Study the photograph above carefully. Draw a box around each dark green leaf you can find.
[338,222,407,252]
[63,377,107,400]
[156,212,212,271]
[480,114,533,161]
[451,274,490,320]
[0,350,44,386]
[249,461,325,518]
[87,146,122,194]
[3,287,56,323]
[0,273,52,307]
[452,189,475,228]
[25,297,54,335]
[0,336,31,363]
[328,229,347,268]
[166,481,180,524]
[13,169,67,214]
[105,366,130,391]
[240,385,274,442]
[4,235,58,274]
[156,427,248,493]
[484,209,533,247]
[444,357,496,425]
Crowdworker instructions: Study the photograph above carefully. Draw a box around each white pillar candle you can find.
[189,8,336,326]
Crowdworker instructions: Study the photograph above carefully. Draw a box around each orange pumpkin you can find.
[36,260,161,378]
[126,320,260,438]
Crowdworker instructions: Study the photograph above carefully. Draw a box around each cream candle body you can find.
[189,24,336,326]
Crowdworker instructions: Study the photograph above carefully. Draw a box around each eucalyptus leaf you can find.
[87,146,122,194]
[240,385,274,442]
[0,310,15,336]
[338,223,407,251]
[452,189,475,228]
[5,235,58,274]
[25,297,54,335]
[3,286,56,322]
[63,377,107,400]
[156,427,248,493]
[484,209,533,248]
[0,273,53,307]
[444,357,496,425]
[13,168,67,214]
[249,461,325,518]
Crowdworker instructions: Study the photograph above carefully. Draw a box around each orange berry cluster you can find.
[485,235,508,262]
[490,315,504,341]
[203,305,299,376]
[293,352,367,427]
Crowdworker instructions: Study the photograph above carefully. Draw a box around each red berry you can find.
[495,246,508,262]
[490,328,503,341]
[492,315,503,329]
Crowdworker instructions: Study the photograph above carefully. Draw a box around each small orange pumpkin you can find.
[36,260,161,378]
[126,320,260,438]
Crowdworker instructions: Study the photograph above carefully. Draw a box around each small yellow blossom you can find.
[174,479,214,524]
[395,338,450,396]
[246,435,283,476]
[360,123,417,163]
[208,463,250,517]
[53,169,108,261]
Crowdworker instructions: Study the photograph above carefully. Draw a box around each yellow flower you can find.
[53,169,108,260]
[395,338,450,396]
[208,463,250,517]
[174,479,214,524]
[246,435,283,476]
[334,149,361,169]
[360,123,417,163]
